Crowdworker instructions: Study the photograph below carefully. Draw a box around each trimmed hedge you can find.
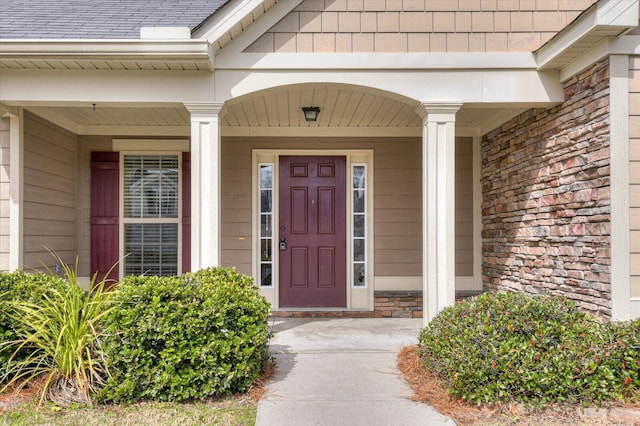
[418,292,640,405]
[0,271,67,383]
[99,267,271,403]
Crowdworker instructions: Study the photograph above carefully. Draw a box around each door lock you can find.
[279,237,287,251]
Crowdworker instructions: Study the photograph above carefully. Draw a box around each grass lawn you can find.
[0,397,256,426]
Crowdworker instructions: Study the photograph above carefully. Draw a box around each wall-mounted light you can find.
[302,106,321,122]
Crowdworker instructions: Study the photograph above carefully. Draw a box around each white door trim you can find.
[251,149,374,310]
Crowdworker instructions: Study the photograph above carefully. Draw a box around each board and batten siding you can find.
[246,0,596,53]
[220,136,474,281]
[630,55,640,298]
[0,117,10,271]
[22,111,78,271]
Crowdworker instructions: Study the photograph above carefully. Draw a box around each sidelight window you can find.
[352,164,367,287]
[258,163,274,287]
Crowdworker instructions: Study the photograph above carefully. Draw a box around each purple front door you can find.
[279,156,347,307]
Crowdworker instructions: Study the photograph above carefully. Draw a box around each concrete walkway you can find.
[255,318,455,426]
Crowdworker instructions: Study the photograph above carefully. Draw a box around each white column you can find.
[609,55,631,321]
[184,102,224,271]
[416,103,461,324]
[1,106,23,271]
[472,135,483,291]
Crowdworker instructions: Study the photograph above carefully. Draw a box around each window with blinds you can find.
[122,155,180,276]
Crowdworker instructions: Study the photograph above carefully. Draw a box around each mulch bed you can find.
[397,345,640,425]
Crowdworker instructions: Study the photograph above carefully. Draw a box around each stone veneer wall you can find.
[481,59,611,317]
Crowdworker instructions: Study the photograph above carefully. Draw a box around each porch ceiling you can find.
[23,86,532,136]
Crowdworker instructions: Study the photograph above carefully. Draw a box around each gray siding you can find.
[220,136,474,279]
[22,111,78,271]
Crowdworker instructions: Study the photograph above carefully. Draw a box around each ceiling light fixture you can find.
[302,106,320,122]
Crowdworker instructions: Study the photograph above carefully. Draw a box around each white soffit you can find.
[0,39,214,71]
[536,0,639,72]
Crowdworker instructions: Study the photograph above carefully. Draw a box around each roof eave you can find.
[0,39,215,71]
[193,0,279,52]
[535,0,639,72]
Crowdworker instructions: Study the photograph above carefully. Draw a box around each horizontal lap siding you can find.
[630,56,640,298]
[456,137,473,276]
[23,111,77,271]
[221,136,474,278]
[0,118,9,270]
[373,138,422,276]
[246,0,595,53]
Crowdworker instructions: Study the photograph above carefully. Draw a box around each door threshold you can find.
[271,310,375,318]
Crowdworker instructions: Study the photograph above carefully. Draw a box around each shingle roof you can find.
[0,0,230,39]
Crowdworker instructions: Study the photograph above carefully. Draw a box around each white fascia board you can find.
[215,51,537,70]
[536,0,639,70]
[0,69,216,104]
[195,0,268,44]
[0,39,214,69]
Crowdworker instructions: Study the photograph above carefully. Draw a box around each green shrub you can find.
[418,292,639,405]
[99,267,271,403]
[0,259,114,405]
[0,270,67,383]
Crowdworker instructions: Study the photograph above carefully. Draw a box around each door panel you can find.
[279,156,347,307]
[318,187,335,234]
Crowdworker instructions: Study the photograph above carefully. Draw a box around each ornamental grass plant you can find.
[0,255,116,405]
[0,270,66,384]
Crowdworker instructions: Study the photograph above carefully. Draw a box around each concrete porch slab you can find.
[255,318,455,426]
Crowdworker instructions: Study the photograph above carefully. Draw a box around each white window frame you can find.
[119,151,182,278]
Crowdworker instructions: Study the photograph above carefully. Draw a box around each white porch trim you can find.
[472,136,483,291]
[609,54,631,321]
[417,103,461,324]
[185,102,224,270]
[215,51,538,70]
[6,108,23,270]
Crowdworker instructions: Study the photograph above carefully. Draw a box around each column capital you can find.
[0,103,19,118]
[184,101,225,120]
[415,102,462,122]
